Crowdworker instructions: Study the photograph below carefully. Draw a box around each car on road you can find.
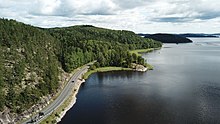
[39,112,44,117]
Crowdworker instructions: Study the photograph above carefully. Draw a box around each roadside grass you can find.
[39,65,89,124]
[39,62,97,124]
[40,91,74,124]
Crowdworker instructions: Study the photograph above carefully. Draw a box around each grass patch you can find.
[130,48,161,70]
[83,67,132,79]
[145,63,154,70]
[130,48,161,56]
[130,48,155,56]
[40,94,72,124]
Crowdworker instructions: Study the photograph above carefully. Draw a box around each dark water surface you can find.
[59,38,220,124]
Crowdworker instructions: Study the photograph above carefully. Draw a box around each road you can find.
[23,66,89,124]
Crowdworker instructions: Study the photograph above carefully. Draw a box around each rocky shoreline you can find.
[56,78,85,123]
[131,63,148,72]
[0,72,71,124]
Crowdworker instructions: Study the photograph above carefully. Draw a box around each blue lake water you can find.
[59,38,220,124]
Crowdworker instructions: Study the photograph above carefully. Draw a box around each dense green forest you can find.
[0,19,161,114]
[47,25,162,72]
[145,33,193,43]
[0,19,60,113]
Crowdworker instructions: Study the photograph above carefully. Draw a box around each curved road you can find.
[23,66,89,124]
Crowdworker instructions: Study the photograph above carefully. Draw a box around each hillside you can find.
[145,33,193,43]
[0,19,162,122]
[47,25,162,72]
[0,19,61,114]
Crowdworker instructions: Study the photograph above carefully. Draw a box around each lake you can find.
[59,38,220,124]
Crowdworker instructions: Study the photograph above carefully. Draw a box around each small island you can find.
[145,33,193,43]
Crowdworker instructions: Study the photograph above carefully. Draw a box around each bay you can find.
[59,38,220,124]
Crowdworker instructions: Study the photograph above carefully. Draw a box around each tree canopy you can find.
[47,25,162,72]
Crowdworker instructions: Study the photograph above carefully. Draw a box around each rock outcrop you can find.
[131,63,148,72]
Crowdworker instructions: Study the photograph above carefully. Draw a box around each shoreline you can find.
[54,66,147,123]
[45,65,148,123]
[83,48,161,79]
[83,67,133,79]
[43,48,160,123]
[55,78,85,123]
[40,67,88,124]
[130,47,161,56]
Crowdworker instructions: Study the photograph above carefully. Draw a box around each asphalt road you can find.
[23,66,89,124]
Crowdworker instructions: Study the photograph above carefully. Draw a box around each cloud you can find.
[151,0,220,21]
[0,0,220,33]
[70,0,118,15]
[29,0,118,16]
[30,0,61,16]
[112,0,148,9]
[152,17,193,22]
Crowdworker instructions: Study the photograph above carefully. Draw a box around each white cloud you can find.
[66,0,117,15]
[32,0,61,15]
[0,0,220,33]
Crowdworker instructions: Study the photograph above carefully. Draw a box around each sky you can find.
[0,0,220,33]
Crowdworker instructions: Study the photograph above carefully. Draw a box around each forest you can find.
[0,19,162,114]
[47,25,162,72]
[145,33,193,43]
